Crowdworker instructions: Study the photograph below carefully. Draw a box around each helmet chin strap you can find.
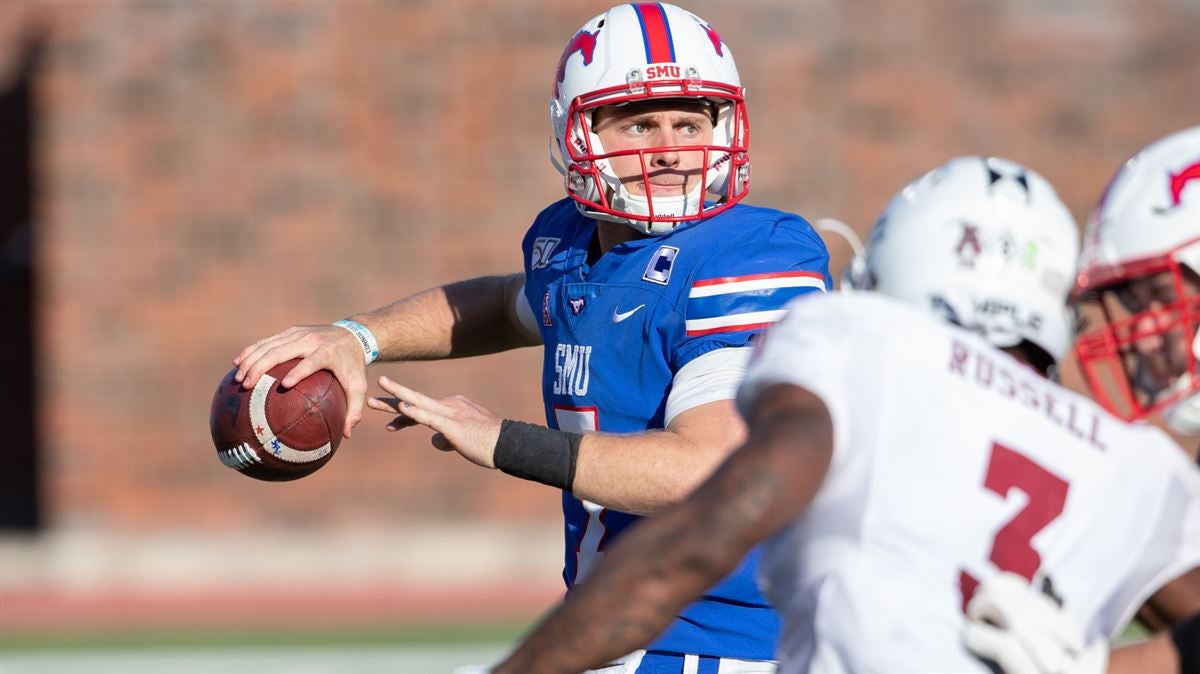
[607,181,707,235]
[1163,331,1200,436]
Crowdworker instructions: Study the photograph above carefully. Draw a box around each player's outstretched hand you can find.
[233,325,369,439]
[367,376,502,469]
[963,572,1109,674]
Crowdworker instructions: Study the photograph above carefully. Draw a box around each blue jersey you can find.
[521,199,831,660]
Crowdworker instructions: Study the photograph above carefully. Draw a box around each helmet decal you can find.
[554,29,601,99]
[632,3,676,63]
[954,222,983,268]
[1168,159,1200,209]
[698,19,724,56]
[986,162,1031,203]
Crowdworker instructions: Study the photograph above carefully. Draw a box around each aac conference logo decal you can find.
[532,237,561,270]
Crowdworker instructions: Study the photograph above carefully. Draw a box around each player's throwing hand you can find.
[367,376,503,469]
[233,324,370,440]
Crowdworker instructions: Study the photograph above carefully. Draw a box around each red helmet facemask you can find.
[1074,244,1200,422]
[562,82,750,232]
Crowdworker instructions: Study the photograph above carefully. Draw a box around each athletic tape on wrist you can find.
[332,320,379,365]
[1174,611,1199,674]
[493,419,581,491]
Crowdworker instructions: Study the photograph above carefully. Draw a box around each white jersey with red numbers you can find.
[737,292,1200,674]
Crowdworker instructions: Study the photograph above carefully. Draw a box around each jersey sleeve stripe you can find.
[687,285,818,321]
[686,321,779,337]
[689,275,827,298]
[685,309,788,336]
[690,270,826,294]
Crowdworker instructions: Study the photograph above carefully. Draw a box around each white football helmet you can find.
[550,3,750,235]
[1073,126,1200,432]
[861,156,1080,373]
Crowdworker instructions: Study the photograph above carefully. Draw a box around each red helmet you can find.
[1073,126,1200,431]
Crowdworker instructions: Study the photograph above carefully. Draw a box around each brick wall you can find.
[1,0,1197,543]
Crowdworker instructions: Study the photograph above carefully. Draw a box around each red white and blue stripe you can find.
[685,271,826,336]
[631,3,676,63]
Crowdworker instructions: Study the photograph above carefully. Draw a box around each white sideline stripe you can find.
[688,275,826,298]
[250,374,332,464]
[685,309,788,331]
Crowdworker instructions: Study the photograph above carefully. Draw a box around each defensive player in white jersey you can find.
[1072,126,1200,442]
[962,128,1200,674]
[483,156,1200,674]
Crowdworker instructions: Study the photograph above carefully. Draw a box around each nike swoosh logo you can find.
[612,305,645,323]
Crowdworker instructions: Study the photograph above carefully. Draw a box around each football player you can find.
[962,128,1200,674]
[234,4,830,671]
[1072,126,1200,445]
[480,156,1200,674]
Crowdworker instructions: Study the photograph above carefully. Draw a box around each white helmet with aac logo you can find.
[550,2,749,234]
[861,156,1080,374]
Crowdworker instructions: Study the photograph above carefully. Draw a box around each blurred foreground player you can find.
[963,128,1200,673]
[486,157,1200,674]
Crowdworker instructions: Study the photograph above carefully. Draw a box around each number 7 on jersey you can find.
[960,442,1071,611]
[554,406,609,583]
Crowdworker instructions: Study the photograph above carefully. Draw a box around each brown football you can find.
[209,359,347,481]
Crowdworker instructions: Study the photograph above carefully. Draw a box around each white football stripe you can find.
[250,374,333,464]
[218,442,263,470]
[688,276,826,298]
[684,309,788,332]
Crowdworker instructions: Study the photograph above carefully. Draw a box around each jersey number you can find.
[553,406,609,583]
[959,442,1070,611]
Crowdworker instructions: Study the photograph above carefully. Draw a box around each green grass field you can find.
[0,623,525,674]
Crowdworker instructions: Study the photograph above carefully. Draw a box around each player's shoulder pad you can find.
[528,198,583,233]
[711,203,827,248]
[684,205,831,286]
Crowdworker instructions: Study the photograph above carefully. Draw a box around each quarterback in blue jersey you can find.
[523,196,826,664]
[233,4,829,671]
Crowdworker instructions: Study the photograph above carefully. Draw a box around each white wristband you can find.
[332,320,379,365]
